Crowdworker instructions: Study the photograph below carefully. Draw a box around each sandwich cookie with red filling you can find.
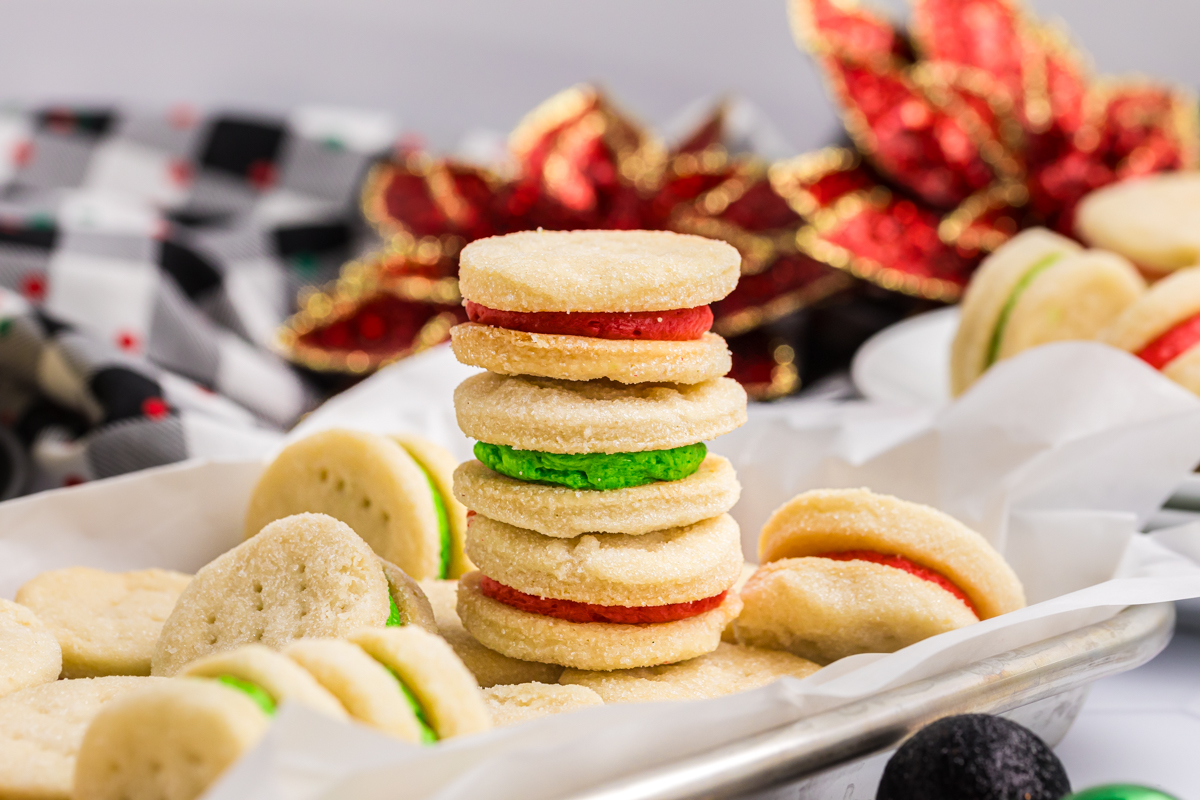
[457,515,744,670]
[950,228,1144,395]
[451,229,738,385]
[732,489,1025,665]
[1099,266,1200,395]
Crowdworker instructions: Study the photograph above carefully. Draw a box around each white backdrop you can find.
[0,0,1196,152]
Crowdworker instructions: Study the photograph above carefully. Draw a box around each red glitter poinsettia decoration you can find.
[282,85,853,398]
[781,0,1197,300]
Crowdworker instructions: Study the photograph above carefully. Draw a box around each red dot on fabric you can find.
[20,272,45,301]
[167,105,198,130]
[247,160,277,190]
[168,160,193,186]
[12,140,33,167]
[63,475,85,487]
[141,397,169,420]
[115,331,140,352]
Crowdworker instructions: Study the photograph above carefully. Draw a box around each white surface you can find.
[850,307,956,408]
[1058,628,1200,797]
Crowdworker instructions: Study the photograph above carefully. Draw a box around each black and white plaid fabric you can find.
[0,104,400,493]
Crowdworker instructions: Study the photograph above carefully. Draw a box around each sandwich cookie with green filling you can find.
[1099,265,1200,396]
[0,676,166,800]
[347,626,492,741]
[453,372,745,537]
[76,645,350,800]
[152,513,436,677]
[450,229,740,385]
[73,678,266,800]
[950,227,1145,395]
[457,515,745,671]
[245,429,471,580]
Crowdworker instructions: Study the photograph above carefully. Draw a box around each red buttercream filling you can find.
[465,301,713,341]
[817,550,978,618]
[1135,310,1200,370]
[479,575,727,624]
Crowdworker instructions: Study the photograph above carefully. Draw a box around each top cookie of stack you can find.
[450,229,748,671]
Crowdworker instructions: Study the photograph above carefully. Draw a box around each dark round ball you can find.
[877,714,1071,800]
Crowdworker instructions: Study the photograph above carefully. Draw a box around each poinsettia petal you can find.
[769,147,876,217]
[910,0,1029,111]
[823,56,995,207]
[802,190,976,299]
[713,253,853,337]
[790,0,902,62]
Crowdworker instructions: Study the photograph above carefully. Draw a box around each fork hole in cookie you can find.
[361,496,371,509]
[335,479,345,492]
[319,469,328,482]
[381,511,390,523]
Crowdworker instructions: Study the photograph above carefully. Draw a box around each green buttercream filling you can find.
[384,666,437,744]
[413,464,452,580]
[215,675,276,716]
[386,592,404,627]
[985,252,1064,368]
[474,441,707,491]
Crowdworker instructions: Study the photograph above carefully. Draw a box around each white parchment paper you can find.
[3,341,1200,799]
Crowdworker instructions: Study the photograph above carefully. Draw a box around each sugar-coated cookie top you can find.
[458,230,741,312]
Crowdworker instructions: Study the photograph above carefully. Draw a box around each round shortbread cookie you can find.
[758,488,1025,619]
[732,558,979,664]
[284,639,428,742]
[1076,172,1200,274]
[950,228,1143,395]
[377,558,438,633]
[467,514,743,607]
[458,229,741,313]
[73,679,268,800]
[0,598,61,698]
[455,373,747,454]
[450,323,732,384]
[457,572,743,671]
[152,513,392,677]
[178,644,348,719]
[0,676,163,800]
[389,433,473,579]
[559,642,820,703]
[482,683,603,727]
[16,567,190,678]
[453,455,740,538]
[349,626,491,739]
[245,429,448,580]
[419,579,562,687]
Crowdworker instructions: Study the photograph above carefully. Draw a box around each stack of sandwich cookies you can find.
[450,229,748,671]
